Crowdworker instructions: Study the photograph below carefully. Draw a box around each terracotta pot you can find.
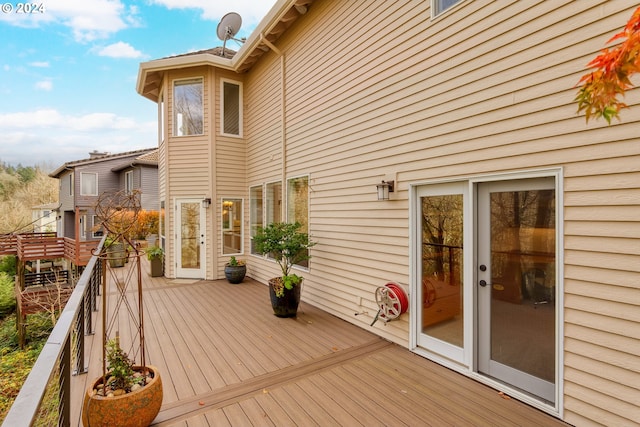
[268,278,301,317]
[82,365,162,427]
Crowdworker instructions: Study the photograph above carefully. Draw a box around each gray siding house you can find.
[49,149,158,240]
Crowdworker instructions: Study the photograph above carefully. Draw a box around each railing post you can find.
[59,334,71,427]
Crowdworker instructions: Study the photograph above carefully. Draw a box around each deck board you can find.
[70,259,569,426]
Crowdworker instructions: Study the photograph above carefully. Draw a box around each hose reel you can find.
[371,282,408,326]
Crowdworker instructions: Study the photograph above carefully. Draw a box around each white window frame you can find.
[92,215,104,238]
[221,197,244,255]
[125,170,134,194]
[173,77,204,137]
[69,172,74,196]
[220,78,243,138]
[80,172,98,196]
[432,0,464,18]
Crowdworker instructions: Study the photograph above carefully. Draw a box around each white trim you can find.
[221,197,244,256]
[220,78,243,138]
[409,167,563,418]
[172,77,204,137]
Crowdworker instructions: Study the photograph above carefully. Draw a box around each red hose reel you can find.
[371,282,408,326]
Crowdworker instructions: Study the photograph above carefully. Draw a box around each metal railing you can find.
[2,237,104,427]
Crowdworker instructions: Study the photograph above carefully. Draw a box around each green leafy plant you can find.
[253,222,315,297]
[226,256,244,267]
[146,246,164,261]
[0,273,16,319]
[102,337,144,394]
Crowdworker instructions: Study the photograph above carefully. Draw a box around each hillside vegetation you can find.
[0,163,58,234]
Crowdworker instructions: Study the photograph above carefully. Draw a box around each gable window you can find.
[221,79,242,137]
[287,176,309,268]
[433,0,462,16]
[125,170,134,194]
[80,173,98,196]
[222,198,243,255]
[174,78,203,136]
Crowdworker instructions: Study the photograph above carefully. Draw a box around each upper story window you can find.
[68,172,74,196]
[433,0,462,16]
[80,172,98,196]
[174,78,203,136]
[125,171,134,194]
[221,79,242,137]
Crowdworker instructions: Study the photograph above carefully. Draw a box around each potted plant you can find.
[84,189,163,426]
[146,245,164,277]
[82,336,162,427]
[253,222,315,317]
[224,256,246,284]
[105,235,126,268]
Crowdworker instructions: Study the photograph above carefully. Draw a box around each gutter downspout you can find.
[260,34,286,220]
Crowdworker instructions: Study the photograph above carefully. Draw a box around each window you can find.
[433,0,462,16]
[250,186,263,255]
[125,171,133,194]
[287,176,309,268]
[80,173,98,196]
[68,172,74,196]
[174,78,203,136]
[221,79,242,137]
[266,181,282,224]
[222,198,243,255]
[92,215,104,238]
[80,215,86,239]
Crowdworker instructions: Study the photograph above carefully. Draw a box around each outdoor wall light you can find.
[376,180,394,201]
[202,198,211,208]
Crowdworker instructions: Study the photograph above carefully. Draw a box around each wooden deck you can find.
[71,259,568,427]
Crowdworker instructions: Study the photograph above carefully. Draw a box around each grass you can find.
[0,312,54,421]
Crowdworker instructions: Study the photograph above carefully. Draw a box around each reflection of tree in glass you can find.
[422,195,463,283]
[175,80,203,136]
[181,203,200,268]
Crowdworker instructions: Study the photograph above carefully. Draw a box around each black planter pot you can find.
[268,278,301,317]
[224,264,246,284]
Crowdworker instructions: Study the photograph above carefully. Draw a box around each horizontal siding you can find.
[240,0,640,424]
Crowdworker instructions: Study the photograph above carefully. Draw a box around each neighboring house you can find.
[49,149,158,241]
[135,1,640,425]
[31,202,58,233]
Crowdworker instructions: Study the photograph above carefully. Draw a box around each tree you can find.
[576,6,640,124]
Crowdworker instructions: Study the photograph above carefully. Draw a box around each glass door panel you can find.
[176,200,205,278]
[478,178,556,403]
[416,182,467,363]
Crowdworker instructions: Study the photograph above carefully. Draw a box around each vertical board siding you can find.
[239,1,640,424]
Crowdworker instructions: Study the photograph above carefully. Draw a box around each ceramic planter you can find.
[82,365,163,427]
[224,264,246,284]
[268,278,301,317]
[149,257,163,277]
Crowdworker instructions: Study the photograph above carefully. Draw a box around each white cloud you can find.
[149,0,276,28]
[94,42,144,59]
[35,80,53,91]
[29,61,50,68]
[0,0,140,42]
[0,109,156,166]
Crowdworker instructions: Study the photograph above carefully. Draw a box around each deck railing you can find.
[0,232,98,266]
[1,236,105,427]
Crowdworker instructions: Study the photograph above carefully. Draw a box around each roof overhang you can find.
[136,0,314,102]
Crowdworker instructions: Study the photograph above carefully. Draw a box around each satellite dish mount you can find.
[217,12,245,56]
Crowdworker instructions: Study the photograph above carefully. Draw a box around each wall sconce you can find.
[202,198,211,208]
[376,180,394,201]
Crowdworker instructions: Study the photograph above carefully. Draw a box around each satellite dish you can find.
[217,12,245,56]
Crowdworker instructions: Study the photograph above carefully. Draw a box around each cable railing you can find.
[2,236,104,427]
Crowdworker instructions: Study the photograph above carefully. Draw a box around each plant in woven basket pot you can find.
[253,222,315,317]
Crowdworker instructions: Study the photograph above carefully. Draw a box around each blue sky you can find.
[0,0,275,169]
